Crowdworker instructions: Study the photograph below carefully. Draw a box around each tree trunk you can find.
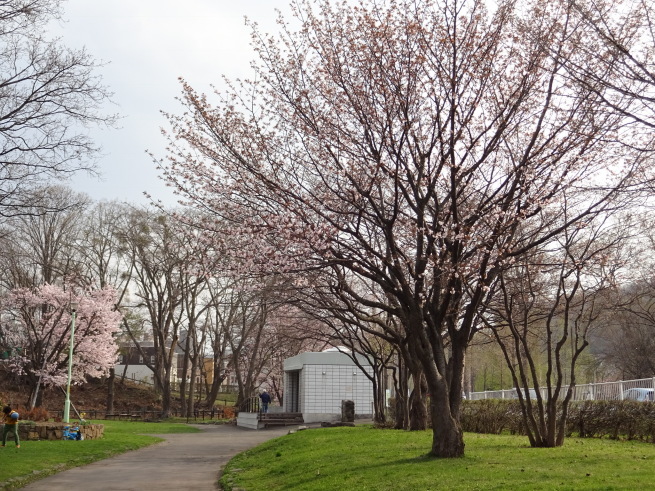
[120,362,129,385]
[408,366,428,431]
[373,370,387,424]
[408,384,427,431]
[106,368,115,414]
[394,395,407,429]
[393,362,409,430]
[270,375,284,406]
[179,338,191,417]
[429,392,465,458]
[28,380,40,410]
[187,356,198,417]
[203,366,227,408]
[414,318,466,457]
[160,364,173,418]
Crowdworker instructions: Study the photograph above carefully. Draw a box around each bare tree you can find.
[483,212,629,447]
[598,290,655,379]
[177,271,213,417]
[78,200,154,414]
[225,283,278,408]
[0,185,89,290]
[78,201,134,291]
[0,1,114,216]
[118,208,185,418]
[201,277,236,408]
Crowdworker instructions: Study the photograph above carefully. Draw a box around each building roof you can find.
[283,350,371,371]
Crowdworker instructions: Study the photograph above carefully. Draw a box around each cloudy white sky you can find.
[48,0,291,205]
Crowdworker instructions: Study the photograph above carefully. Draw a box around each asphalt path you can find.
[21,423,292,491]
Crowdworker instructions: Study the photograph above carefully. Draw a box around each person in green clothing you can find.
[2,406,20,448]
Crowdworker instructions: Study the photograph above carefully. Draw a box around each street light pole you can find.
[63,302,78,423]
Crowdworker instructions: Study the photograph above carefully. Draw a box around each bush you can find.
[462,399,655,442]
[12,406,49,422]
[461,399,518,434]
[568,400,655,442]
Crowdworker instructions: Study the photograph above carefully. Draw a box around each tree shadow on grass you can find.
[275,453,474,490]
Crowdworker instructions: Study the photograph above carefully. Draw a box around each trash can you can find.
[341,400,355,422]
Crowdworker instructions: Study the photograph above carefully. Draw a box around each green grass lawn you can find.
[220,426,655,490]
[0,420,199,489]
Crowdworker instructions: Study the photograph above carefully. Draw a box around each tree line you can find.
[0,192,328,417]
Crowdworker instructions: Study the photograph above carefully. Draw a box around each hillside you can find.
[0,366,167,415]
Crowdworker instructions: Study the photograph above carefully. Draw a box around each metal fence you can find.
[467,377,655,401]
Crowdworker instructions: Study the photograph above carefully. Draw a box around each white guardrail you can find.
[467,377,655,401]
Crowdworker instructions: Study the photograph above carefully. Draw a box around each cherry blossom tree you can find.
[159,0,650,457]
[1,283,121,408]
[567,0,655,131]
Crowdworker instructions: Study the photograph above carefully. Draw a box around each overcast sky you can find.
[48,0,291,206]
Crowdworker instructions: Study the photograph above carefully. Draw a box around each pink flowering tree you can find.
[1,284,122,408]
[158,0,650,456]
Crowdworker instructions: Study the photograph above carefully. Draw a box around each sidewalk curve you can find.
[22,423,291,491]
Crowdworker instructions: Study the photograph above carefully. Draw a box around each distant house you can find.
[283,348,374,423]
[174,351,241,391]
[114,342,178,386]
[115,342,237,393]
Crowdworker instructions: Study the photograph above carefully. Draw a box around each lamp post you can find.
[63,301,78,423]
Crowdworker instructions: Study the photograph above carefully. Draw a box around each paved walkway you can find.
[22,423,292,491]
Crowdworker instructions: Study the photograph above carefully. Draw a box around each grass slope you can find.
[0,420,199,489]
[221,426,655,490]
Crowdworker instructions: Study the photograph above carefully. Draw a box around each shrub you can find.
[461,399,517,434]
[567,400,655,442]
[462,399,655,442]
[12,406,49,422]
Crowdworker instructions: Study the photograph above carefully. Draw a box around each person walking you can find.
[2,406,20,448]
[259,390,272,413]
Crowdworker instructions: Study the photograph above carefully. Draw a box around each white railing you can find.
[467,377,655,401]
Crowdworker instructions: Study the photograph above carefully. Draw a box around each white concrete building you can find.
[283,349,374,423]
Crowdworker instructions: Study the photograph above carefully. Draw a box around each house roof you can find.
[283,350,371,371]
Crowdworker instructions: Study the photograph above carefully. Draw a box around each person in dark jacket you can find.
[259,390,272,413]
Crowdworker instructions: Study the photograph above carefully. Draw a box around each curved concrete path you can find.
[22,424,292,490]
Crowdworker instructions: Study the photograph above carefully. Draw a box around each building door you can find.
[286,370,300,413]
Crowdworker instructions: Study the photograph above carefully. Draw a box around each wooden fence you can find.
[46,407,229,421]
